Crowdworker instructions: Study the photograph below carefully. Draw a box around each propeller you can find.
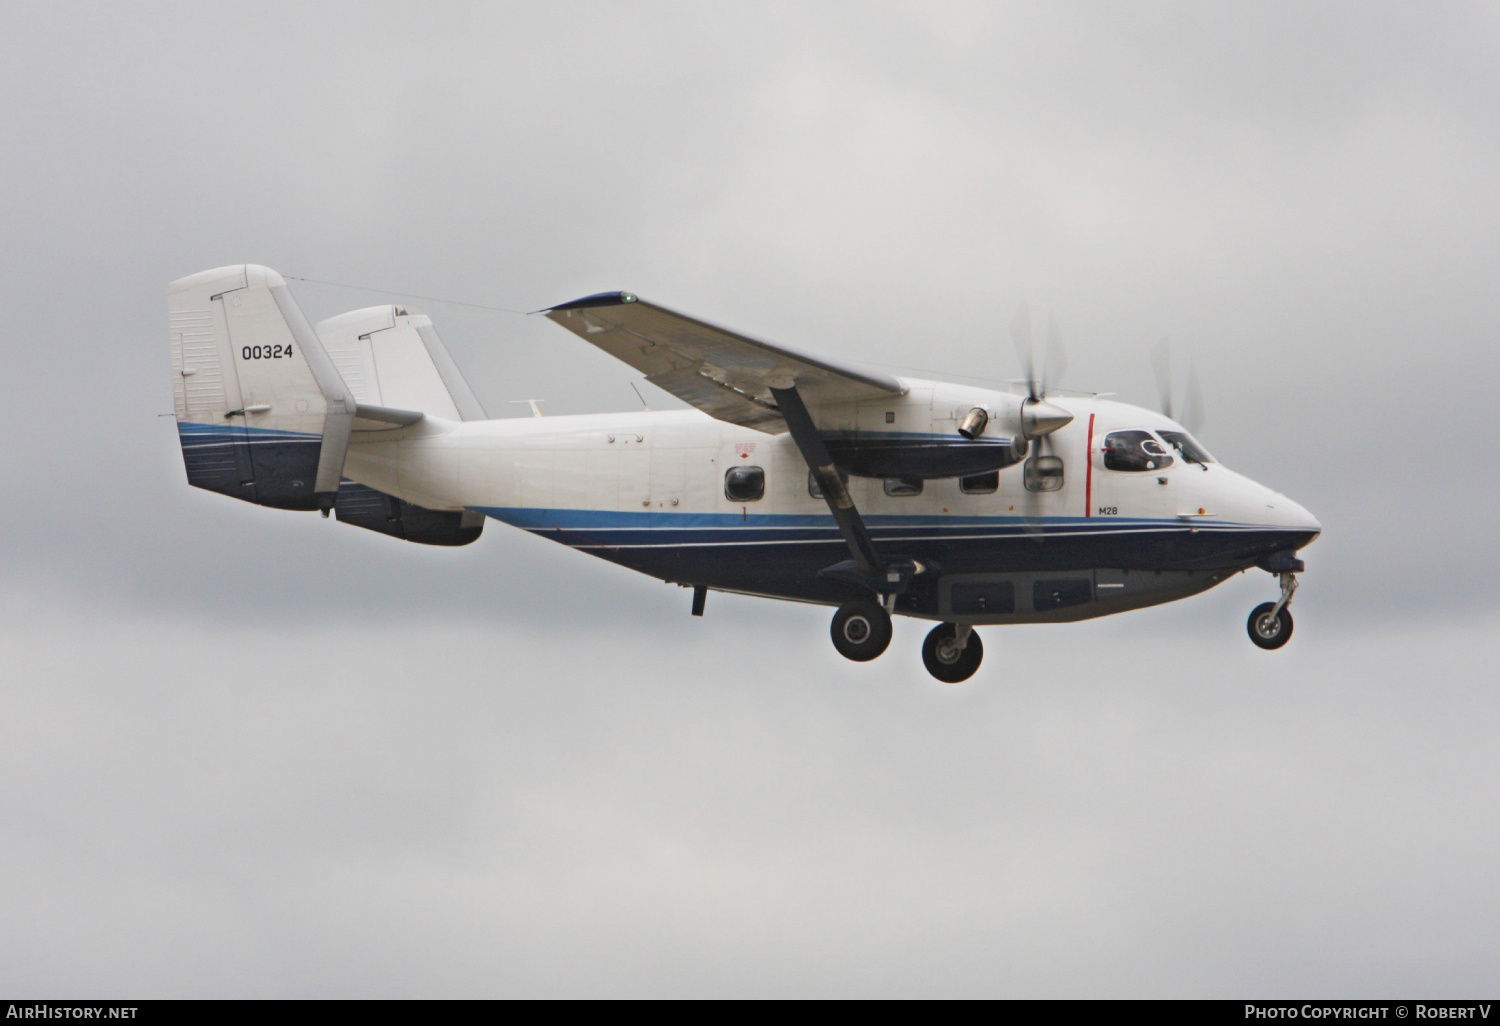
[1010,304,1073,437]
[1010,304,1074,539]
[1151,340,1208,434]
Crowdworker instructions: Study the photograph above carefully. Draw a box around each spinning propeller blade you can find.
[1045,313,1068,399]
[1152,340,1174,420]
[1009,307,1073,542]
[1011,302,1037,401]
[1183,363,1207,435]
[1151,339,1209,435]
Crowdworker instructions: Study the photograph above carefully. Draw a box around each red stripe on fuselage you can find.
[1085,412,1096,517]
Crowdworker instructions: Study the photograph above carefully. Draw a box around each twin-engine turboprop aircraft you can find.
[167,264,1320,682]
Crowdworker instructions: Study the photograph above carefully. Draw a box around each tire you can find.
[1247,602,1294,650]
[922,623,984,683]
[831,601,893,662]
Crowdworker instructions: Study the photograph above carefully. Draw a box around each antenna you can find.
[629,382,652,411]
[509,399,546,418]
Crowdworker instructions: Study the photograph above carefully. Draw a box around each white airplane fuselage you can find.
[341,379,1320,624]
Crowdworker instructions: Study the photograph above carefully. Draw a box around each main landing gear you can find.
[831,600,893,661]
[829,602,984,682]
[1247,572,1298,650]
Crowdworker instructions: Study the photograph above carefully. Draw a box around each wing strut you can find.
[770,385,880,572]
[770,386,933,600]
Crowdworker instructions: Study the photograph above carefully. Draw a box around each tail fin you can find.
[314,305,488,546]
[316,305,486,421]
[168,264,354,510]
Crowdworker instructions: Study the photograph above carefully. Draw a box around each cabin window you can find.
[724,466,765,502]
[808,468,850,499]
[884,411,895,424]
[884,477,923,497]
[1103,430,1174,472]
[960,471,999,494]
[1158,430,1214,465]
[1024,455,1064,492]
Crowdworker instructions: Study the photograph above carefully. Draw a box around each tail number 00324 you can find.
[242,344,293,360]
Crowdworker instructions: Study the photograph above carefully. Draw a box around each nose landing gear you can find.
[922,623,984,683]
[1247,572,1298,650]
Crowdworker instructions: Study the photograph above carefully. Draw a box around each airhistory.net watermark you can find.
[5,1007,138,1019]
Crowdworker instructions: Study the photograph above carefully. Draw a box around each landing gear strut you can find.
[1247,572,1298,650]
[831,601,893,662]
[922,623,984,683]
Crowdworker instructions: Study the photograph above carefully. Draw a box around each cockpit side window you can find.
[1102,430,1175,472]
[1158,430,1214,465]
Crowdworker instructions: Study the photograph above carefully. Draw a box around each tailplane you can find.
[168,266,486,546]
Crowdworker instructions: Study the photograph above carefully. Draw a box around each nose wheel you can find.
[1247,572,1298,650]
[831,601,893,661]
[922,623,984,683]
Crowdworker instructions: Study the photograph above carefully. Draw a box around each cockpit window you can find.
[1157,430,1214,465]
[1102,430,1175,472]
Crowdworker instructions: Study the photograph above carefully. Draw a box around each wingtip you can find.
[539,290,640,315]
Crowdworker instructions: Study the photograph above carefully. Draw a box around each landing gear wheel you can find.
[1247,602,1294,650]
[922,623,984,683]
[831,601,893,662]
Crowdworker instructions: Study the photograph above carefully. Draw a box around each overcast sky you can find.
[3,0,1499,998]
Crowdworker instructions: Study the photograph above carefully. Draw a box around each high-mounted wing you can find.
[542,292,904,431]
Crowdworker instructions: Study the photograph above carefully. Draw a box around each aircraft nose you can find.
[1267,495,1321,535]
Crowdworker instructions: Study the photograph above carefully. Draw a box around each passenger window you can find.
[808,468,850,499]
[1103,430,1174,472]
[724,466,765,502]
[1024,455,1064,492]
[884,477,923,497]
[960,471,999,494]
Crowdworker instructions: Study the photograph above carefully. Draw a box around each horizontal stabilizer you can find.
[353,402,425,431]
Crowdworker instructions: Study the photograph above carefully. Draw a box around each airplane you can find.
[166,264,1321,682]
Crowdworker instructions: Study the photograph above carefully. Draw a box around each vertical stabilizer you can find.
[168,264,354,510]
[316,305,487,421]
